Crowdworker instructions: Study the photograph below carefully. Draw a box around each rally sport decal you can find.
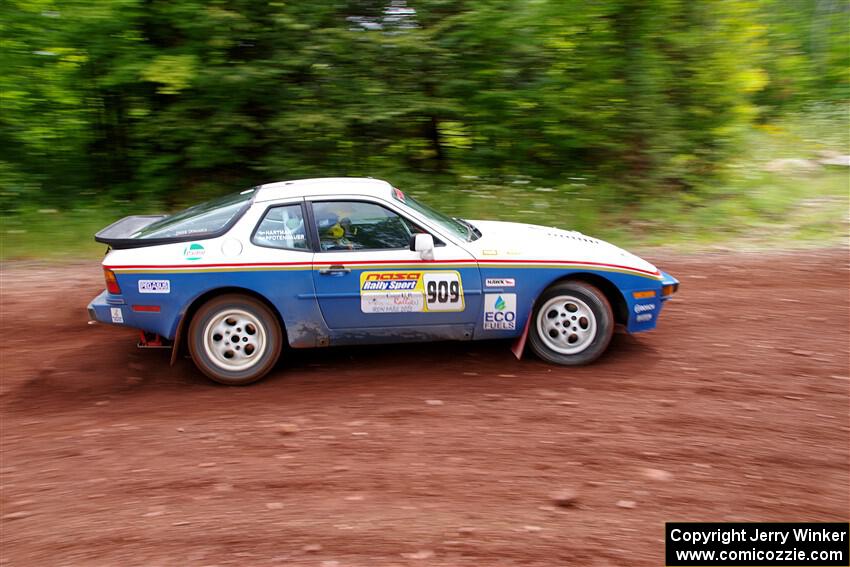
[360,271,464,313]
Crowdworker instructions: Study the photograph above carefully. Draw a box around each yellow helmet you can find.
[326,223,344,239]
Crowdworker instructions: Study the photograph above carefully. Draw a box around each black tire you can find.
[187,294,283,385]
[528,281,614,366]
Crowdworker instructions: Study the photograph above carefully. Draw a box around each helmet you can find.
[326,223,344,239]
[317,212,339,230]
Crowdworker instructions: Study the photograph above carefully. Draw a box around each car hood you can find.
[464,220,659,276]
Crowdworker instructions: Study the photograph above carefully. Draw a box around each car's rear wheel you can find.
[188,294,282,385]
[529,281,614,366]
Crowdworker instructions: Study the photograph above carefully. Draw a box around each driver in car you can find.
[318,212,359,250]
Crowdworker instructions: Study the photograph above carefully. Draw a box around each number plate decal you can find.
[423,272,464,312]
[360,271,464,313]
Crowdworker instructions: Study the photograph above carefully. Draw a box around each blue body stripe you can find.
[87,266,677,346]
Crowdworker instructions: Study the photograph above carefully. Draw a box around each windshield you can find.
[132,188,256,239]
[392,189,480,242]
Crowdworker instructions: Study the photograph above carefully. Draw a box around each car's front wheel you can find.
[188,294,282,385]
[528,281,614,366]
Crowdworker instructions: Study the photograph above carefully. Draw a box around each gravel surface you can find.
[1,249,848,566]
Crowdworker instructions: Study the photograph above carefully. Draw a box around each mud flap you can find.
[170,312,186,366]
[511,312,532,360]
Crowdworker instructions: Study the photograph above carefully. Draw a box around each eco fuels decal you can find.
[360,271,464,313]
[483,293,517,330]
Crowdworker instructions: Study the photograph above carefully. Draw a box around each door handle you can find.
[319,264,351,276]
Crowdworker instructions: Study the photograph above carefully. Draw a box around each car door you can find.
[245,199,326,348]
[309,198,481,330]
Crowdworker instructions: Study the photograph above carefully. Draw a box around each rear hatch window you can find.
[133,189,255,239]
[95,188,256,249]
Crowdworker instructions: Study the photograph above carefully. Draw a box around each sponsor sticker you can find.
[138,279,170,294]
[110,307,124,324]
[359,271,464,313]
[483,293,517,330]
[361,272,421,292]
[636,313,653,322]
[183,243,205,261]
[634,303,656,313]
[361,292,425,313]
[485,278,515,288]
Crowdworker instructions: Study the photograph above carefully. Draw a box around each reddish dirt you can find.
[1,249,848,566]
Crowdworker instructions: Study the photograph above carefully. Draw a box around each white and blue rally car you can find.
[88,178,678,385]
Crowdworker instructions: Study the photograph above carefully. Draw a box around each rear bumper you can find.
[88,289,130,326]
[88,290,173,337]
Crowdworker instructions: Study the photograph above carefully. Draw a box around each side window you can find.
[313,201,418,251]
[252,204,309,250]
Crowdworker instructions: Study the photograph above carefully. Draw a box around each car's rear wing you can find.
[94,215,168,249]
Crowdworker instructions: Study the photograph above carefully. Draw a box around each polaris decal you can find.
[360,271,464,313]
[634,303,656,313]
[483,293,517,330]
[138,279,171,294]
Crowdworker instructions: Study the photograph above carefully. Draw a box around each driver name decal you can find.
[360,271,464,313]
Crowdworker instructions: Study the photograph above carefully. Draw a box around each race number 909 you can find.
[423,272,464,312]
[427,279,459,303]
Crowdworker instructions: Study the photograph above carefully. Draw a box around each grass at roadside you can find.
[2,110,847,262]
[1,206,136,261]
[2,166,844,262]
[2,207,115,261]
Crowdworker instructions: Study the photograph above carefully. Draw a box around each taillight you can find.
[104,268,121,294]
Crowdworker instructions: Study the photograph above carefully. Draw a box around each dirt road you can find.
[1,249,848,566]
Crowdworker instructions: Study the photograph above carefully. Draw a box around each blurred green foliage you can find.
[0,0,847,218]
[3,113,847,261]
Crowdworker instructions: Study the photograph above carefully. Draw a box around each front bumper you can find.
[625,270,679,333]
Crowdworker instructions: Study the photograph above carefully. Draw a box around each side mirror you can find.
[410,233,435,260]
